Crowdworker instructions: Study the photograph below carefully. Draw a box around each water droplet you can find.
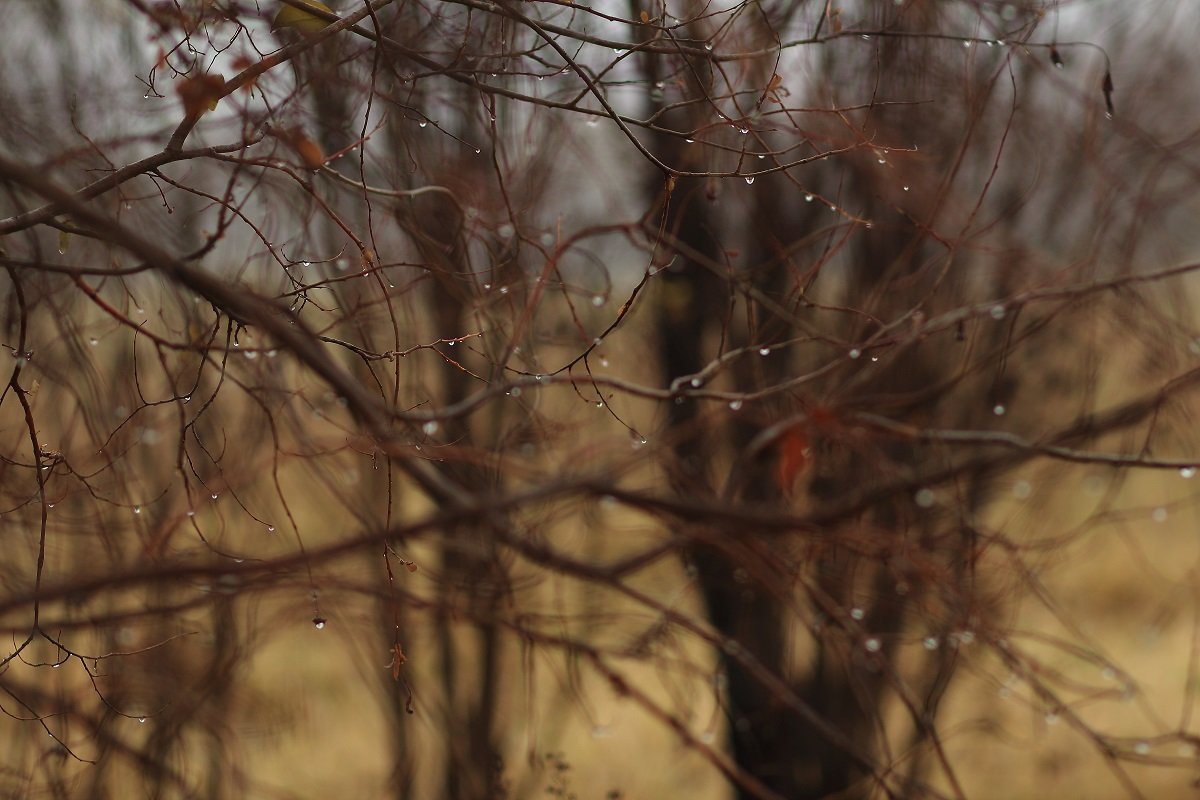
[914,488,935,508]
[703,41,714,51]
[534,374,543,382]
[1134,741,1150,756]
[186,509,196,517]
[210,493,219,500]
[266,525,275,533]
[1181,467,1196,479]
[902,185,910,192]
[418,121,428,128]
[422,421,439,435]
[729,400,743,411]
[1012,480,1031,499]
[1044,712,1059,725]
[595,400,604,408]
[989,305,1006,320]
[499,286,509,295]
[877,158,886,164]
[591,295,604,307]
[993,404,1005,416]
[923,636,939,650]
[861,34,871,41]
[804,194,814,202]
[962,40,972,48]
[1152,506,1168,523]
[133,506,141,515]
[850,607,864,620]
[138,717,147,724]
[586,118,599,127]
[510,386,522,397]
[474,148,482,154]
[497,223,514,238]
[685,138,695,144]
[758,347,770,356]
[599,357,609,367]
[744,176,755,185]
[864,638,881,652]
[849,348,861,359]
[958,631,975,645]
[183,395,192,403]
[244,350,258,360]
[89,337,99,346]
[738,127,749,135]
[312,617,326,629]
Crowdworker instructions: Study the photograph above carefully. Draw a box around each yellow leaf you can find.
[272,0,336,34]
[57,230,71,255]
[639,10,649,23]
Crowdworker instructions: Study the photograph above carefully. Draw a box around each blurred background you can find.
[2,0,1200,798]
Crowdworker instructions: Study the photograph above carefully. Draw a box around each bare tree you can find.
[2,1,1200,798]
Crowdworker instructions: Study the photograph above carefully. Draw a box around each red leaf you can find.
[776,429,811,494]
[176,73,225,118]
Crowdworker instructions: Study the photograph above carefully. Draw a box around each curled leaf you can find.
[1102,71,1115,117]
[765,72,790,104]
[293,135,327,170]
[274,126,327,170]
[176,73,225,118]
[390,642,407,680]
